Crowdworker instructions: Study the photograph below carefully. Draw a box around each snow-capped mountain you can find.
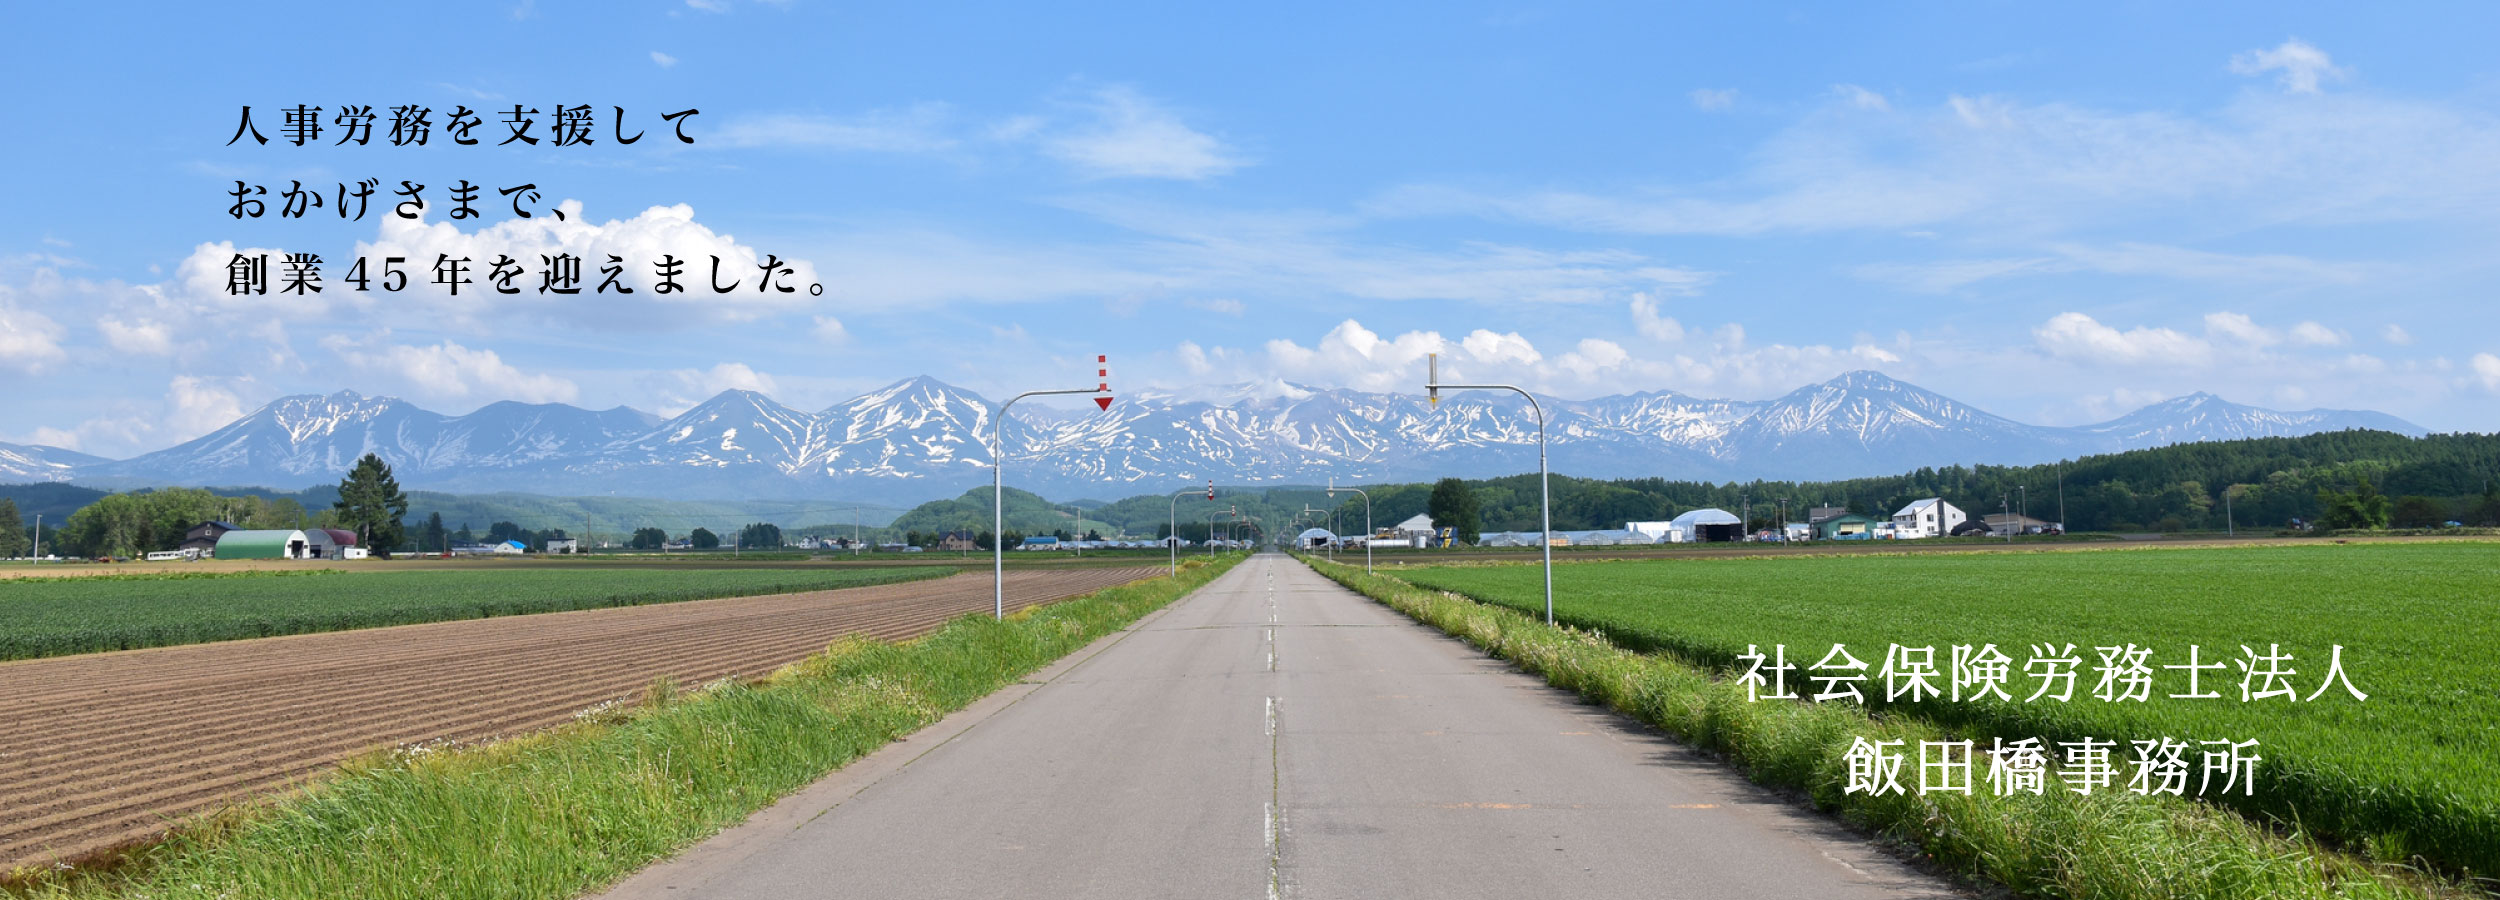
[77,392,657,492]
[29,372,2427,503]
[2079,392,2423,448]
[0,442,106,483]
[1719,371,2067,476]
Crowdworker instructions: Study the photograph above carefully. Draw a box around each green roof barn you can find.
[214,529,310,560]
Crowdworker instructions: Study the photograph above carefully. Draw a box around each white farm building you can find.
[1891,498,1967,539]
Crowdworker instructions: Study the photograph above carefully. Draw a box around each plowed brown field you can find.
[0,566,1157,870]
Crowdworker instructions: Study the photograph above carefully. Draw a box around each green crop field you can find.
[0,566,952,661]
[1396,542,2500,877]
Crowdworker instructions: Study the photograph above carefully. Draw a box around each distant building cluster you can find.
[1455,498,2063,548]
[161,521,370,561]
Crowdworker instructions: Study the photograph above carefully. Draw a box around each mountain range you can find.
[0,371,2426,505]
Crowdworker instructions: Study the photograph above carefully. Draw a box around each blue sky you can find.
[5,1,2497,457]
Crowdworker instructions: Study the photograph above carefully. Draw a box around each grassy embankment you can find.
[3,553,1245,900]
[0,566,953,660]
[1301,552,2481,900]
[1394,543,2500,879]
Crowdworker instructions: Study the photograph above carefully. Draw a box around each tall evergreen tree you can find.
[334,453,409,553]
[1428,477,1482,544]
[0,498,24,558]
[419,511,448,554]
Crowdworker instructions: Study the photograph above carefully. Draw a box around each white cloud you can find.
[164,375,246,440]
[2203,311,2280,347]
[0,301,66,372]
[2474,353,2500,393]
[2035,312,2210,365]
[1185,297,1245,316]
[325,336,579,406]
[686,0,727,11]
[1856,243,2378,292]
[21,376,256,453]
[1690,88,1738,111]
[1554,338,1628,378]
[1260,320,1450,392]
[2382,324,2414,346]
[1460,329,1542,366]
[2230,39,2346,94]
[1039,86,1245,180]
[2289,321,2345,346]
[2038,310,2366,375]
[99,318,175,355]
[1369,80,2500,237]
[1834,84,1889,111]
[1226,317,1909,400]
[1175,340,1216,376]
[811,315,850,343]
[1628,292,1683,342]
[650,51,678,68]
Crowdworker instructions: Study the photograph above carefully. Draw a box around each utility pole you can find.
[2225,486,2235,537]
[1427,352,1554,625]
[1329,478,1372,575]
[991,361,1113,620]
[30,514,39,564]
[1169,482,1209,576]
[2002,493,2012,543]
[2058,466,2066,532]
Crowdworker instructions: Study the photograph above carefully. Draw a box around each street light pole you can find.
[1426,352,1554,625]
[1329,478,1372,574]
[1168,483,1208,577]
[993,384,1108,621]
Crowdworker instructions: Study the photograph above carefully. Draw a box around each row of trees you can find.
[38,488,328,559]
[1334,431,2500,536]
[32,454,413,559]
[0,499,41,557]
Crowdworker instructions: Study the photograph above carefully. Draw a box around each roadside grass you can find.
[1392,543,2500,879]
[0,565,954,660]
[0,553,1244,900]
[1298,555,2474,900]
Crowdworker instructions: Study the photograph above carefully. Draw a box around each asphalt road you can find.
[601,554,1962,900]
